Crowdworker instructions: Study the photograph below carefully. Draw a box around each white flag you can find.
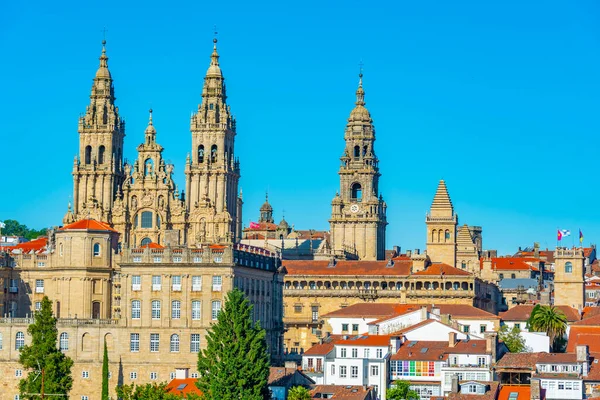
[562,229,571,237]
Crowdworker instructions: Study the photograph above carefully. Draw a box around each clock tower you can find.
[329,73,387,260]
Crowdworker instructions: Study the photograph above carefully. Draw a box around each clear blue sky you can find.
[1,0,599,255]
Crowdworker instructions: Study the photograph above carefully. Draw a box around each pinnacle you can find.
[430,180,453,211]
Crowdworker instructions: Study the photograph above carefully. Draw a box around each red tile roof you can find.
[303,342,335,356]
[499,305,580,323]
[495,353,540,370]
[140,242,164,249]
[490,258,539,272]
[537,352,577,363]
[165,378,201,397]
[310,384,373,400]
[12,237,47,253]
[391,340,450,361]
[573,313,600,326]
[413,263,472,276]
[60,219,118,232]
[447,381,499,400]
[583,306,600,319]
[585,353,600,381]
[335,335,392,346]
[497,385,531,400]
[566,326,600,352]
[283,259,411,276]
[322,304,421,319]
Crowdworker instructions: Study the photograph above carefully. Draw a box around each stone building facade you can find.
[553,247,585,310]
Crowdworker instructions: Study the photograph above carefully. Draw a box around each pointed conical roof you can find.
[456,224,475,246]
[206,38,222,77]
[145,108,156,136]
[430,180,453,211]
[95,40,111,79]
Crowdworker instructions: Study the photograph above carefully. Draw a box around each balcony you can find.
[302,366,324,375]
[152,284,162,291]
[172,284,182,292]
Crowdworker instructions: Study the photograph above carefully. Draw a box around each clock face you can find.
[350,204,360,213]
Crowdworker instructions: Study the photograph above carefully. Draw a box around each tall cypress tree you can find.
[102,338,109,399]
[196,288,270,399]
[19,296,73,399]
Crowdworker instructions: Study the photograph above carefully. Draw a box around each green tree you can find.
[196,288,270,399]
[288,385,311,400]
[387,381,419,400]
[102,338,109,400]
[18,296,73,399]
[527,305,568,352]
[115,382,185,399]
[498,325,527,353]
[0,219,47,240]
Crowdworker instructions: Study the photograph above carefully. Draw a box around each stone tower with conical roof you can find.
[456,224,479,273]
[68,40,125,223]
[426,180,458,266]
[329,74,387,260]
[259,193,274,223]
[185,38,241,245]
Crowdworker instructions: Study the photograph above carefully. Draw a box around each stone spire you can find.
[348,73,372,125]
[456,224,475,246]
[430,180,454,214]
[144,109,156,144]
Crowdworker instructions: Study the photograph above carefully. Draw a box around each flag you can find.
[557,229,562,241]
[249,222,261,229]
[580,229,584,244]
[561,229,571,237]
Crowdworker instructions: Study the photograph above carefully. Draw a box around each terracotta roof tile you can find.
[268,367,313,386]
[283,259,411,276]
[566,326,600,352]
[495,353,540,370]
[322,304,421,319]
[537,353,577,363]
[12,237,47,253]
[585,353,600,381]
[573,313,600,326]
[583,306,600,319]
[413,263,472,276]
[60,219,118,232]
[303,342,335,356]
[139,242,164,249]
[500,305,580,323]
[335,335,392,346]
[497,385,531,400]
[165,378,201,396]
[491,258,539,272]
[447,381,499,400]
[310,384,373,400]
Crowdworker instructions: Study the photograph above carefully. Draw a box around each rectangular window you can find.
[478,357,486,367]
[341,348,347,358]
[130,372,137,380]
[173,256,182,263]
[193,256,203,263]
[82,371,89,378]
[152,275,161,291]
[37,262,45,267]
[515,323,521,329]
[130,333,140,352]
[331,364,335,375]
[35,302,41,311]
[171,300,181,319]
[352,348,358,358]
[311,306,319,322]
[172,275,182,291]
[340,366,347,378]
[364,348,370,358]
[152,300,161,319]
[153,256,162,263]
[192,301,201,320]
[35,280,44,293]
[82,397,89,400]
[352,324,359,332]
[192,276,202,291]
[212,276,222,291]
[191,373,199,378]
[133,256,142,263]
[463,325,470,333]
[351,366,358,378]
[132,275,141,291]
[150,334,160,352]
[150,372,157,380]
[212,301,221,320]
[294,305,302,313]
[342,324,349,332]
[480,324,486,333]
[191,334,200,353]
[371,365,379,376]
[15,369,22,377]
[141,211,153,228]
[376,348,383,358]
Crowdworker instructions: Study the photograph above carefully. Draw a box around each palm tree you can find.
[527,305,568,351]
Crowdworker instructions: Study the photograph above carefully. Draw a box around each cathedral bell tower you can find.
[426,180,458,267]
[185,38,241,245]
[329,73,387,260]
[67,40,125,223]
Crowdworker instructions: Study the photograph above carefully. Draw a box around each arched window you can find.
[93,243,101,257]
[59,243,63,256]
[351,183,362,202]
[141,237,151,246]
[170,334,180,352]
[15,332,24,350]
[198,145,204,163]
[461,261,466,269]
[211,300,221,320]
[354,146,360,158]
[565,262,573,273]
[445,230,451,242]
[151,300,161,319]
[98,145,105,164]
[85,146,92,164]
[60,332,69,351]
[141,211,153,228]
[431,230,436,242]
[131,300,141,319]
[144,158,154,176]
[171,300,181,319]
[511,273,516,279]
[211,145,217,163]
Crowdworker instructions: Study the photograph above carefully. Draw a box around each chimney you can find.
[390,336,400,353]
[530,379,541,400]
[420,306,428,321]
[415,248,420,255]
[449,332,457,348]
[451,374,459,393]
[485,333,497,363]
[175,368,189,379]
[406,250,412,257]
[577,345,589,376]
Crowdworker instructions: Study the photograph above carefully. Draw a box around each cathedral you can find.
[65,38,242,249]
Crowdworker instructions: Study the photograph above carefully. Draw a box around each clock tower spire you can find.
[329,72,387,260]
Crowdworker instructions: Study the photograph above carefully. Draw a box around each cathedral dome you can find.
[349,105,371,122]
[260,200,273,212]
[278,218,289,230]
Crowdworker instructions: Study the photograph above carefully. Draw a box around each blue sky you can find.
[1,0,599,254]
